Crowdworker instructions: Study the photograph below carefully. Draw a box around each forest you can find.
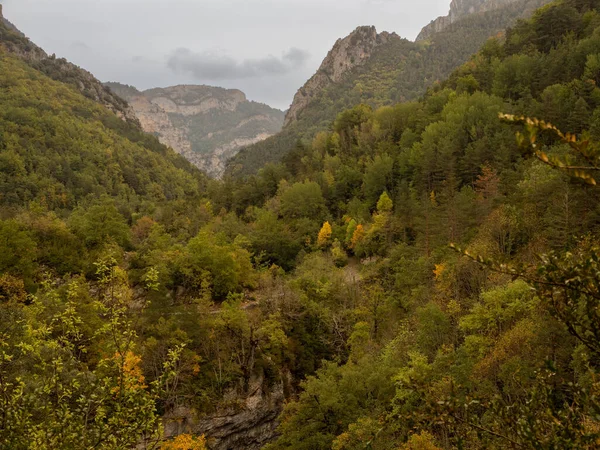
[2,0,600,449]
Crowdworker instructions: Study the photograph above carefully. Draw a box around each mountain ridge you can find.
[284,26,400,127]
[0,5,139,124]
[417,0,525,40]
[227,0,551,177]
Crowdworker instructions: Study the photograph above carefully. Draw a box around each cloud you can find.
[283,47,311,65]
[166,47,310,80]
[70,41,90,51]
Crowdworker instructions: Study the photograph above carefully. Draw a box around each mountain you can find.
[4,0,600,448]
[284,26,400,127]
[106,82,285,177]
[417,0,524,40]
[226,0,550,177]
[0,10,205,214]
[221,1,600,448]
[0,5,139,125]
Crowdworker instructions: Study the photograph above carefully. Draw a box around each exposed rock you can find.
[163,372,288,450]
[0,6,139,125]
[283,26,400,127]
[417,0,523,41]
[106,83,284,178]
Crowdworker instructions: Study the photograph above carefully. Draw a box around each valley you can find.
[1,0,600,449]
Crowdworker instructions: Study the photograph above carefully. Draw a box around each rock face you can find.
[283,26,400,127]
[417,0,522,41]
[106,83,284,178]
[0,5,139,124]
[163,373,288,450]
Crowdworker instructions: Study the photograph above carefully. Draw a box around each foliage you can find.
[160,434,207,450]
[4,0,600,448]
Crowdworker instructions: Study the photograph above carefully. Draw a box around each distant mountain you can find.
[106,83,284,177]
[417,0,524,40]
[0,5,138,125]
[226,0,550,177]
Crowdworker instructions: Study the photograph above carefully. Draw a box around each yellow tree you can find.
[317,221,333,247]
[351,224,365,249]
[161,434,207,450]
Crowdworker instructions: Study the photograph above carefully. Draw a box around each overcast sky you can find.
[1,0,450,110]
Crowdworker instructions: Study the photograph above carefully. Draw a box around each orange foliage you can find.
[433,263,446,281]
[474,165,500,200]
[113,351,146,393]
[132,216,156,245]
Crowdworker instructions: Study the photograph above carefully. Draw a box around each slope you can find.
[226,0,550,177]
[0,4,138,124]
[0,51,205,212]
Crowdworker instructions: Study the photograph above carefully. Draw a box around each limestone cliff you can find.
[0,5,139,124]
[283,26,400,127]
[163,372,289,449]
[106,83,284,177]
[417,0,522,41]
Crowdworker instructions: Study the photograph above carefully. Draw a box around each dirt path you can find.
[343,257,363,284]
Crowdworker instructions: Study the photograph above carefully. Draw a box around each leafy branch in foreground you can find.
[500,114,600,185]
[455,116,600,358]
[441,116,600,448]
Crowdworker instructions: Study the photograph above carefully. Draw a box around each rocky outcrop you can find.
[106,83,284,177]
[417,0,522,41]
[283,26,400,127]
[0,6,139,124]
[163,373,288,449]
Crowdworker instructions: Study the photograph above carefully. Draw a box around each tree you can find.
[318,221,333,248]
[161,434,207,450]
[179,230,255,300]
[0,220,36,285]
[279,181,327,221]
[376,191,393,213]
[350,225,365,251]
[69,198,131,249]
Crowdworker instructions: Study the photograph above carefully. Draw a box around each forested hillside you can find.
[217,0,600,447]
[0,49,215,448]
[226,0,550,176]
[3,0,600,449]
[0,5,139,124]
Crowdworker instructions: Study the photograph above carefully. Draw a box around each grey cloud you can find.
[71,41,90,51]
[5,0,450,109]
[167,47,310,80]
[283,47,311,65]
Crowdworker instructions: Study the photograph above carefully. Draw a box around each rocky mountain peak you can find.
[417,0,522,41]
[283,26,400,127]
